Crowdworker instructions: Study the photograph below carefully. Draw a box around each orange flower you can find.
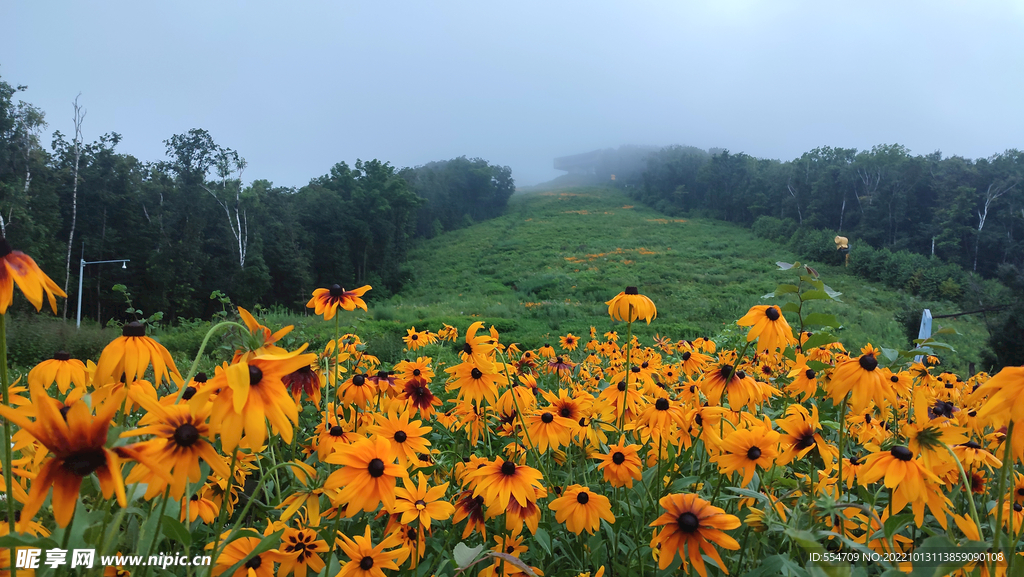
[0,235,66,314]
[306,284,371,320]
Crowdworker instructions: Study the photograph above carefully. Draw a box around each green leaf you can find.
[724,486,770,504]
[534,527,552,555]
[802,333,838,350]
[803,313,840,328]
[933,326,958,336]
[882,512,915,539]
[0,534,58,548]
[487,552,538,575]
[777,262,796,270]
[453,543,485,568]
[801,290,830,301]
[781,302,801,314]
[774,284,800,295]
[879,348,899,363]
[161,515,191,548]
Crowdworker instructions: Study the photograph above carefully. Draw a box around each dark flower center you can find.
[864,414,871,424]
[415,386,427,397]
[720,365,734,380]
[122,321,146,337]
[248,365,263,385]
[849,456,860,465]
[805,369,816,379]
[617,381,627,391]
[795,434,815,450]
[858,354,878,371]
[944,383,954,389]
[559,407,571,418]
[891,375,900,383]
[501,461,517,476]
[412,334,419,340]
[556,356,564,364]
[394,430,408,443]
[368,458,386,478]
[612,451,626,465]
[329,284,344,297]
[678,512,700,532]
[54,350,71,361]
[245,556,262,569]
[329,425,345,436]
[968,410,977,417]
[353,374,366,386]
[194,372,208,383]
[962,441,981,449]
[681,352,691,361]
[1016,503,1023,513]
[541,412,554,423]
[1017,488,1024,497]
[765,306,780,321]
[576,491,590,504]
[63,449,107,477]
[506,545,516,554]
[631,366,641,373]
[890,445,913,461]
[463,343,473,355]
[173,424,200,447]
[182,386,197,400]
[735,370,746,379]
[694,414,703,426]
[471,368,483,379]
[377,371,389,379]
[625,286,639,295]
[746,446,762,460]
[360,556,374,570]
[655,398,669,411]
[413,369,421,376]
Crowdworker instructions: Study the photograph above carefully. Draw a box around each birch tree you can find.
[62,95,85,318]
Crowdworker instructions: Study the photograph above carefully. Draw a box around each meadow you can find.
[0,185,1017,577]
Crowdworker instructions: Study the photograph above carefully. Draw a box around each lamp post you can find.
[77,256,129,328]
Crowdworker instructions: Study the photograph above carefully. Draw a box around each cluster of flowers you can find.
[2,235,1024,577]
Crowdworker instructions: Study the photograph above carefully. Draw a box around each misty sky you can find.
[2,1,1022,187]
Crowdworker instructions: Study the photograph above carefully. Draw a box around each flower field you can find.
[2,233,1024,577]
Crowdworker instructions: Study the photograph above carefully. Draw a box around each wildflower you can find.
[234,306,293,362]
[278,527,328,577]
[594,440,643,488]
[94,321,182,386]
[394,357,434,383]
[445,360,502,406]
[0,234,66,314]
[325,435,408,516]
[465,457,544,510]
[0,384,167,528]
[182,488,219,523]
[548,485,615,535]
[524,409,575,453]
[560,333,580,352]
[650,493,741,576]
[209,534,287,577]
[712,419,780,487]
[278,461,331,527]
[393,472,455,529]
[403,327,436,351]
[776,404,837,470]
[966,365,1024,426]
[784,353,819,401]
[398,376,442,419]
[606,286,657,324]
[453,491,492,539]
[367,410,432,467]
[438,323,459,342]
[826,344,895,413]
[283,363,323,407]
[859,444,950,528]
[206,351,317,452]
[27,351,88,394]
[736,305,796,353]
[306,284,371,320]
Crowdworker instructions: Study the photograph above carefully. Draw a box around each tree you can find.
[61,94,85,318]
[972,150,1021,272]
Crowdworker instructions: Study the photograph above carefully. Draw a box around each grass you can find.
[8,185,990,376]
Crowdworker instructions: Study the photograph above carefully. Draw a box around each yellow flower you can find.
[736,305,796,353]
[0,235,66,314]
[605,287,657,324]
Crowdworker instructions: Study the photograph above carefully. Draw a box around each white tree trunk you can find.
[62,95,85,319]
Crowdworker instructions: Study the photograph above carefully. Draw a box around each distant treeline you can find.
[0,74,514,323]
[615,143,1023,367]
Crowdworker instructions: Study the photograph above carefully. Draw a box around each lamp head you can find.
[122,262,127,269]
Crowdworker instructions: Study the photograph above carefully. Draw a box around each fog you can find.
[2,0,1022,186]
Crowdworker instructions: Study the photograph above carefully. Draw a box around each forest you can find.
[0,75,515,322]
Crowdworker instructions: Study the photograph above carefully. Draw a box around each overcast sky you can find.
[2,1,1022,187]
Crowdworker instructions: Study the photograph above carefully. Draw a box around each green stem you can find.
[617,315,633,434]
[992,421,1015,577]
[138,487,172,577]
[175,321,248,402]
[208,450,238,577]
[0,314,16,577]
[943,443,982,538]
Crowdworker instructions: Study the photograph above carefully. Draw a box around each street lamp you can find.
[77,256,130,328]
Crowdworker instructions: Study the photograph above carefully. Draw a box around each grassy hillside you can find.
[369,185,989,372]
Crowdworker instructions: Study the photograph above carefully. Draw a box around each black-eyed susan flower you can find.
[606,286,657,324]
[445,360,502,407]
[0,235,66,314]
[524,408,575,453]
[282,363,323,407]
[398,376,442,419]
[181,487,219,524]
[233,306,294,362]
[504,485,547,536]
[453,491,492,539]
[306,284,371,320]
[325,435,408,517]
[594,439,643,488]
[277,461,333,527]
[368,410,432,467]
[736,304,796,353]
[776,404,837,470]
[858,445,950,528]
[27,351,88,395]
[120,389,230,500]
[559,333,580,352]
[278,526,328,577]
[460,321,498,367]
[825,344,896,413]
[548,484,614,535]
[784,353,819,401]
[393,472,455,530]
[438,323,459,342]
[209,534,286,577]
[465,457,543,510]
[395,357,434,383]
[206,351,317,452]
[337,526,406,577]
[650,493,741,576]
[403,327,436,351]
[94,321,182,387]
[712,418,780,487]
[0,384,167,528]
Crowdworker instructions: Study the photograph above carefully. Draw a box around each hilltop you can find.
[369,185,988,372]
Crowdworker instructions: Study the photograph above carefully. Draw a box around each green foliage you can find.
[5,314,111,369]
